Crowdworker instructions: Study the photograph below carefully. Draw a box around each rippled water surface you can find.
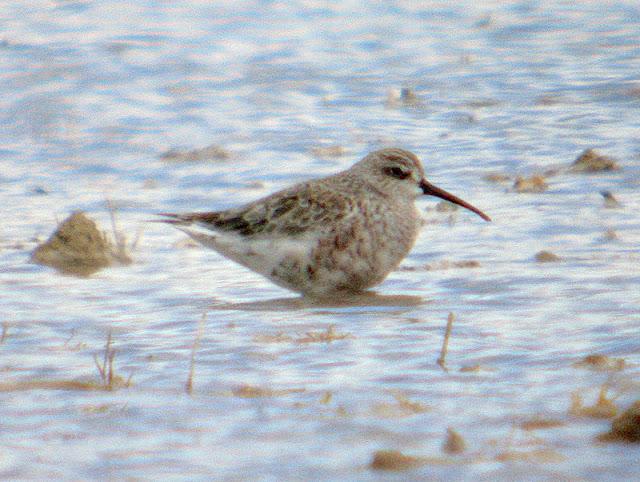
[1,1,640,480]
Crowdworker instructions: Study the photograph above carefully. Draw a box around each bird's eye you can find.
[384,166,410,180]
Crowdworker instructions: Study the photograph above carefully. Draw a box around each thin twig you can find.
[104,330,112,383]
[107,349,116,389]
[130,225,144,252]
[93,330,113,386]
[93,354,105,381]
[106,198,125,252]
[437,313,455,370]
[186,312,206,394]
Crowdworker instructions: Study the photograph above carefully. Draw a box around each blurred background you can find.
[1,1,639,479]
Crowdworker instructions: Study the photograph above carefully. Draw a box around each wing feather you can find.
[159,182,354,238]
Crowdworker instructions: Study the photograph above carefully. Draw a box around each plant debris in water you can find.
[535,250,561,263]
[570,148,619,172]
[0,331,130,392]
[483,173,511,183]
[495,448,565,463]
[253,325,351,344]
[231,384,304,398]
[160,143,231,162]
[519,417,565,431]
[295,325,351,344]
[32,211,131,276]
[437,313,455,370]
[573,354,625,371]
[598,400,640,443]
[93,330,131,391]
[372,392,430,418]
[570,385,617,419]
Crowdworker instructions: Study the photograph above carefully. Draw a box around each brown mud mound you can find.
[598,401,640,443]
[32,211,130,276]
[513,175,548,193]
[571,149,619,172]
[370,450,423,471]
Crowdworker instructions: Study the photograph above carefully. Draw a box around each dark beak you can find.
[420,179,491,222]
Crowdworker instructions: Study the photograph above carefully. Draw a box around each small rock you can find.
[571,149,619,172]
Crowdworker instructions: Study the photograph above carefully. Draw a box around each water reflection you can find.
[208,291,426,311]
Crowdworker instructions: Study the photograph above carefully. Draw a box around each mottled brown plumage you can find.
[160,148,489,297]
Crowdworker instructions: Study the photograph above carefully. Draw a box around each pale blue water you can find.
[1,1,639,480]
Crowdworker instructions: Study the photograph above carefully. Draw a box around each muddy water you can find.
[1,1,639,480]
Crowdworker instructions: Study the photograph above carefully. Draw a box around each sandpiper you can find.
[160,148,490,297]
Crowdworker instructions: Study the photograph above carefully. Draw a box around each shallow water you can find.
[1,1,640,480]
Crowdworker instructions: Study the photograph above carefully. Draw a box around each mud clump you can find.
[513,175,547,193]
[535,250,561,263]
[160,144,230,162]
[571,149,619,172]
[32,211,129,276]
[370,450,423,471]
[442,427,466,454]
[598,400,640,443]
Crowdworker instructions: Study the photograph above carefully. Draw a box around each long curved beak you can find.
[420,179,491,222]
